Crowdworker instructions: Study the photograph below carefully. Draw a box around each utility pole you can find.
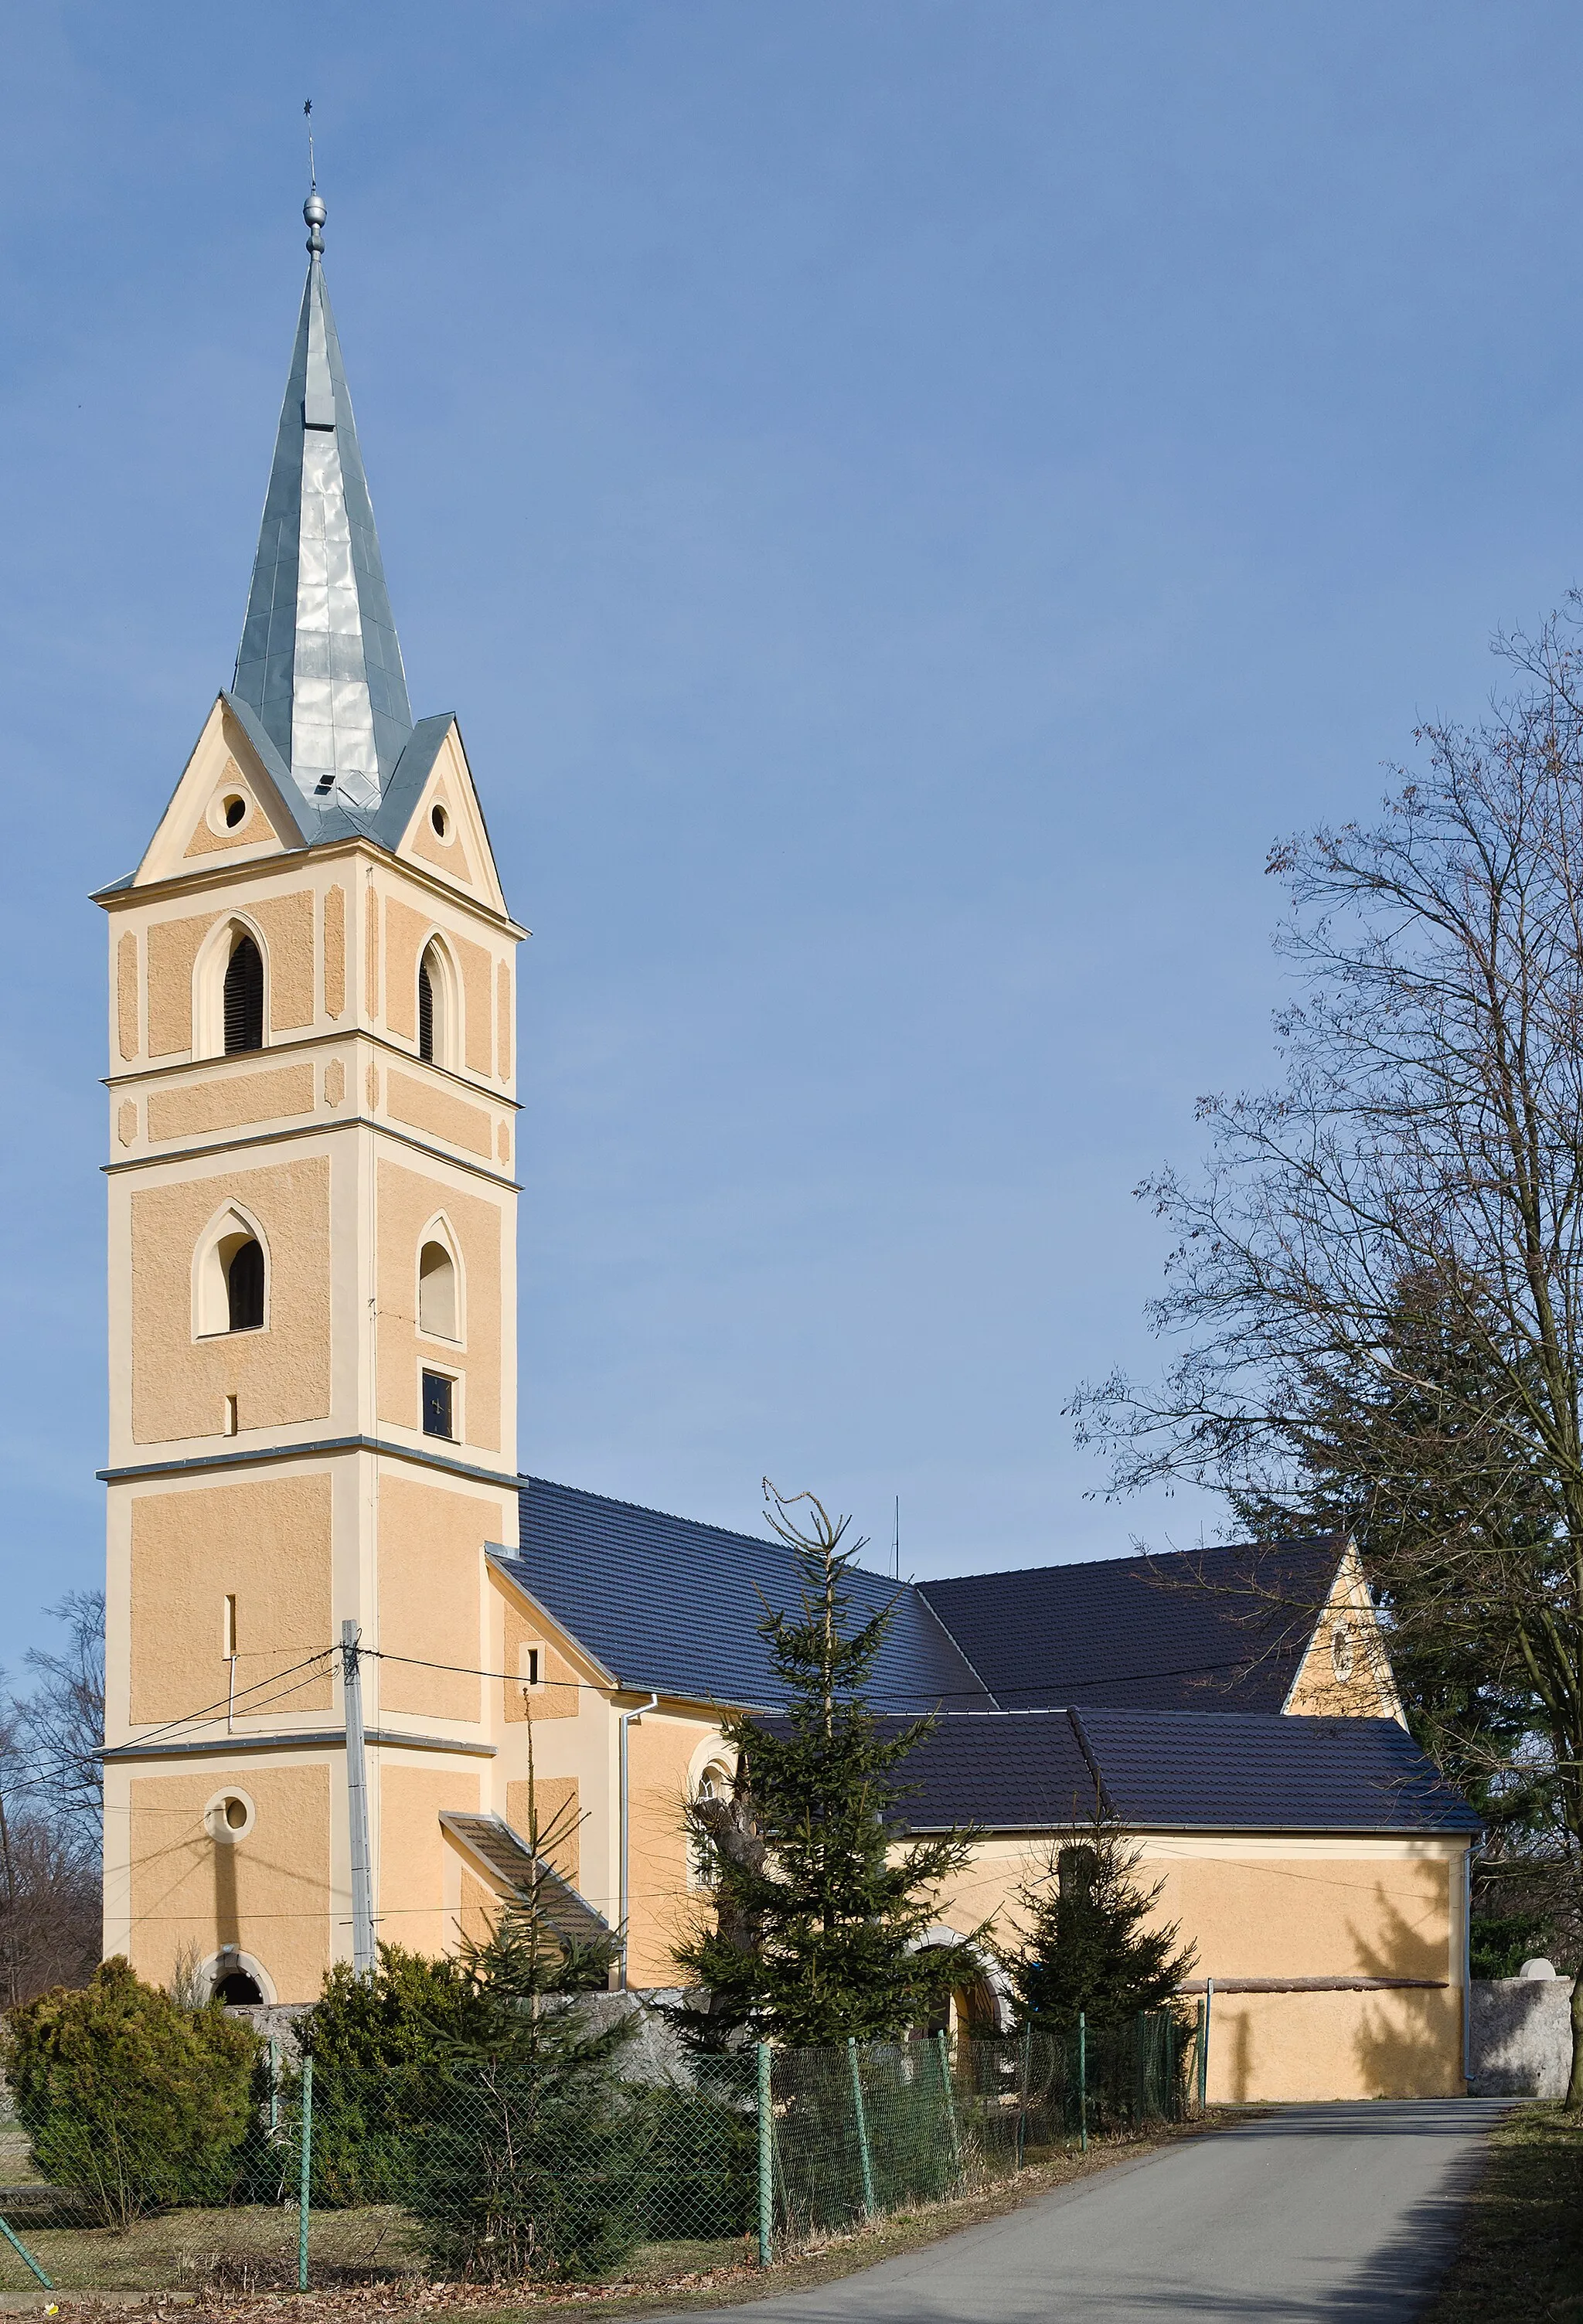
[341,1621,375,1975]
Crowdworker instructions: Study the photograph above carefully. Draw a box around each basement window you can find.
[422,1370,454,1440]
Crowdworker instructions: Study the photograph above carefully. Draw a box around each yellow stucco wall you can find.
[380,1764,480,1958]
[128,1761,331,2002]
[146,1063,315,1143]
[323,885,346,1018]
[502,1600,579,1723]
[129,1472,334,1724]
[928,1830,1466,2101]
[375,1474,500,1723]
[383,899,428,1042]
[625,1709,725,1987]
[385,1071,494,1161]
[147,910,221,1056]
[117,932,140,1060]
[1204,1985,1462,2101]
[129,1155,332,1442]
[506,1776,580,1884]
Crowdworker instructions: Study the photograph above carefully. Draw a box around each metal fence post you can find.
[0,2213,52,2290]
[756,2042,774,2267]
[846,2037,876,2216]
[1077,2013,1088,2154]
[1165,2009,1176,2120]
[1016,2025,1032,2166]
[297,2052,313,2293]
[934,2030,962,2173]
[1197,1980,1213,2114]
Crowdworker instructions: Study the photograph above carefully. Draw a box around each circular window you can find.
[430,803,449,839]
[1330,1621,1356,1683]
[223,795,247,829]
[204,1789,256,1844]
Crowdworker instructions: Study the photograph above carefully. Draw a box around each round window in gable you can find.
[1330,1621,1356,1683]
[223,795,247,828]
[431,802,450,839]
[204,1788,256,1844]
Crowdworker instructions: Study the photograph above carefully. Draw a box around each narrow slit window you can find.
[223,1393,239,1437]
[223,1595,238,1657]
[226,1239,264,1332]
[520,1645,542,1690]
[421,1370,454,1439]
[223,935,264,1054]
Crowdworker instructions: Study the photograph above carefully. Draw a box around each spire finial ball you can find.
[304,189,326,256]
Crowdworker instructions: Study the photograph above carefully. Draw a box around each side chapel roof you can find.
[880,1708,1481,1837]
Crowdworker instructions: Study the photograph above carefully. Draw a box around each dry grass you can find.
[1418,2105,1583,2324]
[0,2114,1234,2320]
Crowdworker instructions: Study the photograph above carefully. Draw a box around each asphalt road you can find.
[673,2101,1511,2324]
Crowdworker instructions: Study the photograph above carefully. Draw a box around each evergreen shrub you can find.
[294,1944,468,2206]
[2,1956,259,2228]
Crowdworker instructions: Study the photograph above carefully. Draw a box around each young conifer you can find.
[410,1734,638,2281]
[1000,1822,1195,2027]
[672,1483,982,2048]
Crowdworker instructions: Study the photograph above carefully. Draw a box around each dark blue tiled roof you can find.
[887,1709,1480,1836]
[916,1540,1344,1712]
[502,1477,992,1713]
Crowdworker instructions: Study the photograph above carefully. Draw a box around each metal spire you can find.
[230,182,414,814]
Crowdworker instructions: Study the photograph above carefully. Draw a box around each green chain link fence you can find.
[0,2006,1205,2295]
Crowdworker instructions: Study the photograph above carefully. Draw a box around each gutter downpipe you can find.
[618,1694,659,1989]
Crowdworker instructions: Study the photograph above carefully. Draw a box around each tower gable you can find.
[131,697,308,889]
[382,720,506,913]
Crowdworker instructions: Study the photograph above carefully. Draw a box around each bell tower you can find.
[97,191,525,2004]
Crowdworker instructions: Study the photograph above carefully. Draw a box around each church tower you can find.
[97,192,526,2003]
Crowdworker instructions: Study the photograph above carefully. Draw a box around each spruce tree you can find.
[410,1745,638,2281]
[672,1484,982,2048]
[999,1823,1195,2028]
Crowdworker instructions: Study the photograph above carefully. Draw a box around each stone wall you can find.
[1469,1973,1574,2099]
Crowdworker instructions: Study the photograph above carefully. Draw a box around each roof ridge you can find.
[520,1472,833,1570]
[918,1533,1346,1591]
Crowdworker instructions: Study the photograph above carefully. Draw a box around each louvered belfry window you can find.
[223,935,264,1054]
[418,956,435,1062]
[227,1239,265,1331]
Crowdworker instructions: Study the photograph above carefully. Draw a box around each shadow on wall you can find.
[1351,1886,1459,2100]
[1470,1970,1574,2098]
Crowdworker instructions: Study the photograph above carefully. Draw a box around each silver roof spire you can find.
[231,191,414,814]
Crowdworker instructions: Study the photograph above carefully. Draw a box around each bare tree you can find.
[15,1589,105,1869]
[0,1593,104,2004]
[1072,607,1583,2105]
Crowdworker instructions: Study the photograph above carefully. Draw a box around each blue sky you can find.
[4,2,1583,1654]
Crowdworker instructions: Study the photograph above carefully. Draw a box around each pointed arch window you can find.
[418,1239,458,1339]
[223,935,264,1054]
[196,1212,270,1339]
[418,954,435,1061]
[417,940,456,1067]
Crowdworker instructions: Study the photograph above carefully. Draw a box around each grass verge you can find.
[0,2113,1235,2322]
[1418,2104,1583,2324]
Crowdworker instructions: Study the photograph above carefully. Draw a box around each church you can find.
[97,192,1477,2105]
